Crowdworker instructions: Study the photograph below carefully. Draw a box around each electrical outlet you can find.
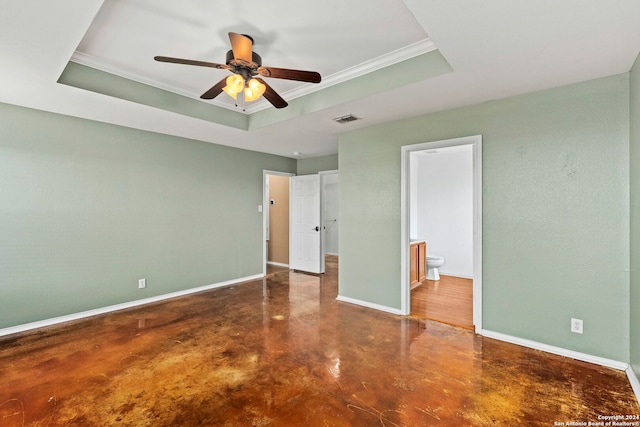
[138,278,146,289]
[570,318,583,334]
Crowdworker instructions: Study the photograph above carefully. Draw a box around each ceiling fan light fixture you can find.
[244,78,266,102]
[155,32,320,109]
[223,74,245,99]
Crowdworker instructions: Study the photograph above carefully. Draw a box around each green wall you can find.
[630,53,640,378]
[0,102,296,329]
[339,74,630,361]
[297,154,338,175]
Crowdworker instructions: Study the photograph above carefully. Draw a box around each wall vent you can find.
[332,114,361,124]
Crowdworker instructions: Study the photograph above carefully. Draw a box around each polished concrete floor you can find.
[1,256,638,426]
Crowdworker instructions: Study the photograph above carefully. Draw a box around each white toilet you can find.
[426,256,445,281]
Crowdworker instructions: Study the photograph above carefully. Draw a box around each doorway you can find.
[263,170,339,277]
[400,135,482,332]
[263,171,294,277]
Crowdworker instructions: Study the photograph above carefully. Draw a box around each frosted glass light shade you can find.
[222,74,245,99]
[244,78,266,102]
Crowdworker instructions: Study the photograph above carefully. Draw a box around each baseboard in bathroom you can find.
[438,273,473,280]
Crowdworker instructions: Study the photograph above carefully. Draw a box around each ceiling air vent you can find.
[332,114,361,124]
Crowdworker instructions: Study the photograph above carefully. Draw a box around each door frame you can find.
[319,170,339,272]
[400,135,483,332]
[263,170,295,277]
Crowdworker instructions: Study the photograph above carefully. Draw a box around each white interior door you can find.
[290,174,322,273]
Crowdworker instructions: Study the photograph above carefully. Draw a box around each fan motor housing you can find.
[226,50,262,70]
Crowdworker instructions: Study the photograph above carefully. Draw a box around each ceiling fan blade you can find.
[228,32,253,63]
[257,66,321,83]
[200,78,228,100]
[154,56,230,70]
[255,78,288,109]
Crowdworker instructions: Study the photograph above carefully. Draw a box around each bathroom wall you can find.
[413,146,473,277]
[339,74,630,362]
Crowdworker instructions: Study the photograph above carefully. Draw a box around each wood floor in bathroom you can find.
[411,275,474,329]
[1,257,638,426]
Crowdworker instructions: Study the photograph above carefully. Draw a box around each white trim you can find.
[69,51,236,109]
[70,38,436,115]
[472,141,483,332]
[627,366,640,404]
[0,274,263,338]
[266,261,289,268]
[280,39,436,106]
[270,38,437,113]
[319,170,340,271]
[401,149,410,313]
[480,329,629,371]
[400,135,483,332]
[437,272,474,280]
[336,295,403,316]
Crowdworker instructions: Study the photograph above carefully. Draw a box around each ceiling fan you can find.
[154,32,321,109]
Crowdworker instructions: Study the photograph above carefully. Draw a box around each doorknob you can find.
[313,226,319,231]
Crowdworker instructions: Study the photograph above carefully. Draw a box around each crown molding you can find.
[69,51,238,111]
[69,38,436,115]
[278,39,436,103]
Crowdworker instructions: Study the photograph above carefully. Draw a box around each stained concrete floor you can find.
[0,257,638,426]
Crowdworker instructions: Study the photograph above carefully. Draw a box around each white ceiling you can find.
[2,0,640,159]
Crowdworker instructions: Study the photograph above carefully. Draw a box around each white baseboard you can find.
[627,366,640,405]
[480,329,629,371]
[266,261,289,268]
[483,330,640,404]
[439,272,473,279]
[0,274,263,338]
[336,295,403,315]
